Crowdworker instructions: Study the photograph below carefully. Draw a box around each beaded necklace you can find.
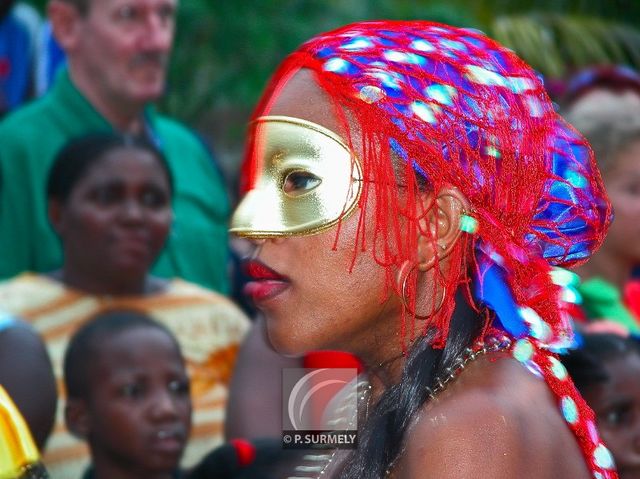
[287,333,511,479]
[383,333,512,477]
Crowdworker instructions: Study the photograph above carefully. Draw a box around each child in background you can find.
[63,309,191,479]
[561,329,640,479]
[561,67,640,333]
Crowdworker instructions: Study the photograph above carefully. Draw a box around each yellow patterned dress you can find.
[0,273,250,479]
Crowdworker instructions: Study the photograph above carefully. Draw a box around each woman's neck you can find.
[362,347,408,402]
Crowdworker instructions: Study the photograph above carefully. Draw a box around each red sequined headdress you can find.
[241,21,612,349]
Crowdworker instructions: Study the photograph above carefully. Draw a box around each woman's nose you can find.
[119,199,145,222]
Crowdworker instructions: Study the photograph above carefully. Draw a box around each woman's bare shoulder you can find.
[400,353,590,478]
[403,382,524,478]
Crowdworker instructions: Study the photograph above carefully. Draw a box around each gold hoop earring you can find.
[400,263,446,320]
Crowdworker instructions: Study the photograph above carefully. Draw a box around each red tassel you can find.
[230,438,257,467]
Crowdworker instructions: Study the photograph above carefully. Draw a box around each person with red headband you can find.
[560,65,640,115]
[560,66,640,333]
[231,21,616,478]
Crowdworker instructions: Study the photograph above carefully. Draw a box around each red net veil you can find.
[240,21,612,349]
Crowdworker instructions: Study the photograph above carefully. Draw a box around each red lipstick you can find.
[242,260,289,303]
[243,259,287,280]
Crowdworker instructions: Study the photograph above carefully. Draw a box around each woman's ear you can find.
[416,187,469,270]
[65,398,89,440]
[48,199,64,236]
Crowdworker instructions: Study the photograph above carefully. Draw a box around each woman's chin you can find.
[265,321,310,357]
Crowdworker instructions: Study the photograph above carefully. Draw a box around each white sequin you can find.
[383,50,409,63]
[465,65,507,87]
[513,339,534,362]
[425,84,457,105]
[561,396,578,424]
[411,101,439,124]
[324,58,350,73]
[549,357,568,380]
[518,307,551,342]
[506,76,536,93]
[370,71,402,89]
[561,286,580,304]
[550,268,579,287]
[341,37,374,51]
[410,39,435,52]
[526,95,544,117]
[593,444,615,470]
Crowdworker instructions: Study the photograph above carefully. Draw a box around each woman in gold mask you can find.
[231,21,616,478]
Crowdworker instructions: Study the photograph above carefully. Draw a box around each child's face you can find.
[86,326,192,476]
[582,352,640,479]
[600,139,640,267]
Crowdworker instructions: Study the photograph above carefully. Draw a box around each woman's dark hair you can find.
[64,309,182,401]
[560,332,640,395]
[47,131,174,204]
[341,289,484,478]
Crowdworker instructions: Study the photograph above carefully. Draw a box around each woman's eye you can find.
[91,186,120,206]
[141,188,169,209]
[120,383,144,399]
[283,171,322,196]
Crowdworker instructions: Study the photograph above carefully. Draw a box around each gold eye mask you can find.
[230,116,362,237]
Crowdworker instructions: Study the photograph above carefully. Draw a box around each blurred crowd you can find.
[1,1,640,478]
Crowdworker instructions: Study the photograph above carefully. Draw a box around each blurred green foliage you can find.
[163,0,477,161]
[22,0,640,177]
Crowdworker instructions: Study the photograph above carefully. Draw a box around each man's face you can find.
[73,0,177,106]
